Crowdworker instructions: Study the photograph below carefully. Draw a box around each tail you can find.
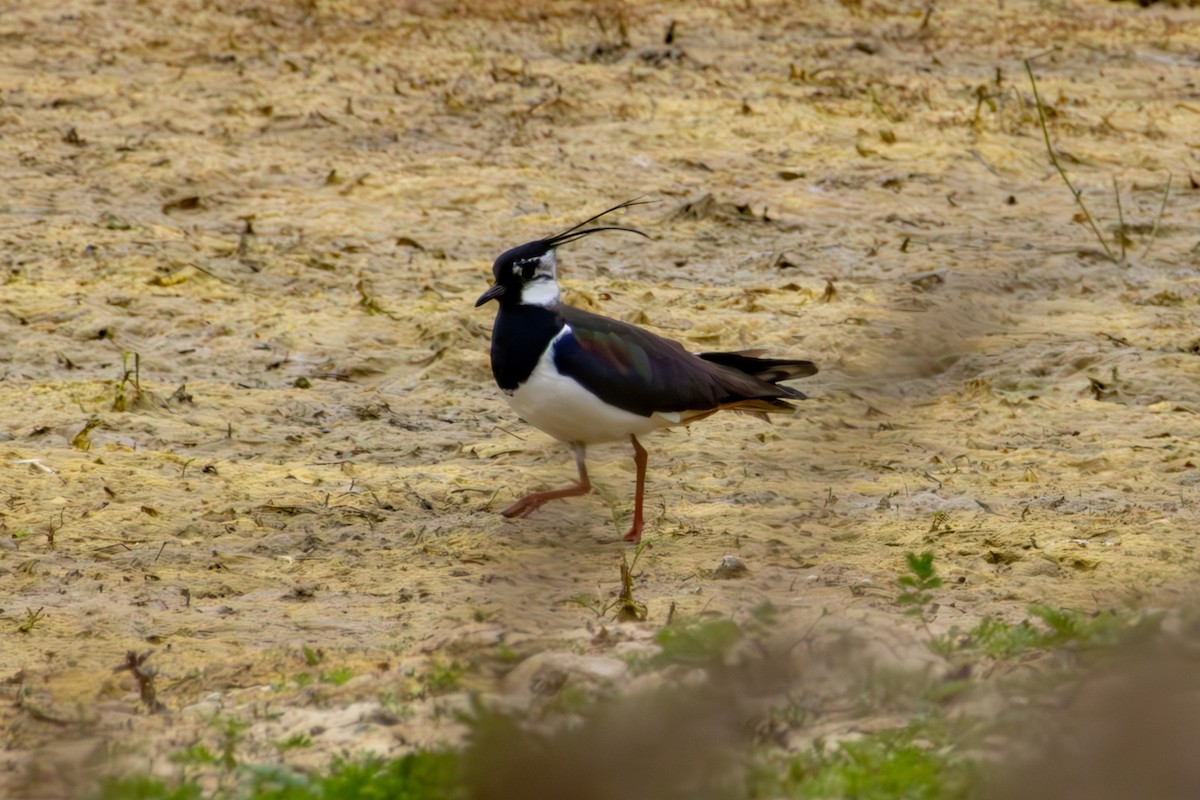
[697,350,818,399]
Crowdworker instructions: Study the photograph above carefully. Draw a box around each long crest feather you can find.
[549,225,650,247]
[544,198,653,247]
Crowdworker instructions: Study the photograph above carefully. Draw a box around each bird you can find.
[475,199,817,543]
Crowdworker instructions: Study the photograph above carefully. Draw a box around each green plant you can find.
[749,723,978,800]
[564,543,648,622]
[590,481,628,533]
[1027,604,1151,649]
[16,607,45,634]
[272,733,312,754]
[616,544,647,622]
[933,605,1161,660]
[424,659,465,694]
[215,716,248,772]
[112,351,146,411]
[545,684,595,716]
[71,416,100,450]
[896,552,943,619]
[302,753,462,800]
[653,617,742,667]
[170,715,247,778]
[936,615,1045,660]
[1025,58,1172,265]
[320,667,356,686]
[378,690,415,722]
[564,592,616,618]
[749,600,779,630]
[94,775,202,800]
[494,643,520,663]
[99,751,463,800]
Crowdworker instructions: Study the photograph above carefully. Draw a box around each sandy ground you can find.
[1,0,1199,795]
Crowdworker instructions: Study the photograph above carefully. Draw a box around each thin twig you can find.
[1139,173,1173,262]
[1024,59,1116,262]
[1112,176,1126,262]
[1026,45,1060,63]
[114,650,166,713]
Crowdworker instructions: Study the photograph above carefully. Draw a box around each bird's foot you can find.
[501,494,548,519]
[622,518,644,544]
[501,484,588,519]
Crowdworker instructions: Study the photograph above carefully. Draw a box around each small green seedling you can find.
[616,543,648,622]
[112,351,145,412]
[273,733,313,753]
[17,607,45,634]
[424,659,465,694]
[653,617,742,667]
[896,551,943,620]
[70,416,100,451]
[320,667,356,686]
[302,644,323,667]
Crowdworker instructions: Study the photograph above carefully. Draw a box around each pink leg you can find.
[623,435,648,543]
[503,443,590,519]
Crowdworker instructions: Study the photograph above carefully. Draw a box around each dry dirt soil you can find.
[2,0,1199,796]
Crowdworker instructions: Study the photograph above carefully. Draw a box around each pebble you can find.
[712,555,748,579]
[502,652,627,709]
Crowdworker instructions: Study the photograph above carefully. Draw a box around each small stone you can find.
[712,555,748,579]
[850,577,875,596]
[1012,557,1061,578]
[501,652,627,709]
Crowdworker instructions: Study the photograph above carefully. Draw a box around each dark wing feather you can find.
[556,305,812,417]
[697,351,818,398]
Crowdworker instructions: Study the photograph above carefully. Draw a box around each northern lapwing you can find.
[475,199,817,543]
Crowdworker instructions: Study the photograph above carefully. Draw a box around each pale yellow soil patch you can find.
[1,0,1198,795]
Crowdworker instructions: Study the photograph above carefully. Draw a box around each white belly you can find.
[506,331,680,445]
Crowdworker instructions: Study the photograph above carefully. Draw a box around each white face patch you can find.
[520,275,560,307]
[516,249,560,307]
[533,249,557,278]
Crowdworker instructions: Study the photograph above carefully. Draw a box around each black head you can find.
[475,199,651,308]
